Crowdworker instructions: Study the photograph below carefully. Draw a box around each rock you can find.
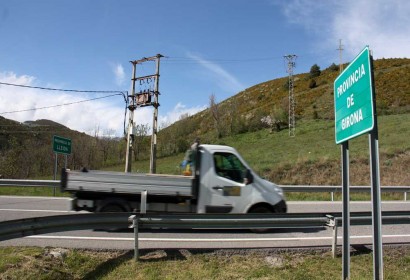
[48,248,69,260]
[265,256,284,268]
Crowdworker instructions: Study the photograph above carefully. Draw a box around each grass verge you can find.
[0,246,409,279]
[0,187,70,197]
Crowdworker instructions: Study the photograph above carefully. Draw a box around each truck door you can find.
[205,152,253,213]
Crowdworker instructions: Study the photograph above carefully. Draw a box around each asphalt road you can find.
[0,196,409,250]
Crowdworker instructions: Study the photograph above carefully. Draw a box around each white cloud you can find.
[0,71,207,137]
[112,63,125,86]
[276,0,410,59]
[158,102,207,129]
[0,71,126,137]
[187,52,245,93]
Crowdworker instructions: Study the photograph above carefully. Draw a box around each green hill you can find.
[152,58,410,185]
[0,58,409,184]
[158,58,410,149]
[0,116,125,179]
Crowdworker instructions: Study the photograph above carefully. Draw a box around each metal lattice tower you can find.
[337,39,344,73]
[284,55,297,137]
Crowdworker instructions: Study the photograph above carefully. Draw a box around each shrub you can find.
[329,63,339,72]
[309,64,321,78]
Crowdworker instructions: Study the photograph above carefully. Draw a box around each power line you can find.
[0,93,123,115]
[162,56,287,65]
[0,81,129,135]
[0,81,126,94]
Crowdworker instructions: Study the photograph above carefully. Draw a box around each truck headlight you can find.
[273,185,284,197]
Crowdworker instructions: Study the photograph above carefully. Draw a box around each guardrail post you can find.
[141,190,147,214]
[128,215,139,261]
[134,217,139,261]
[405,192,407,201]
[332,218,339,258]
[327,215,338,258]
[331,192,334,202]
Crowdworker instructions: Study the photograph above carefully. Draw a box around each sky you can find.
[0,0,409,137]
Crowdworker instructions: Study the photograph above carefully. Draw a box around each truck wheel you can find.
[100,204,125,213]
[249,206,273,233]
[98,204,126,231]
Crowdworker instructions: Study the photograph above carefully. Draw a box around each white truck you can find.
[61,144,287,215]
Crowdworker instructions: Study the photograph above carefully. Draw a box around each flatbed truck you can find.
[61,144,287,214]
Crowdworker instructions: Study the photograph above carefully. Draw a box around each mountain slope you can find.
[156,58,410,156]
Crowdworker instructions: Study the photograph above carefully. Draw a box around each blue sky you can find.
[0,0,409,136]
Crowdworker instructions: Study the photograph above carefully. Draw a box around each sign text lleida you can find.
[53,135,72,155]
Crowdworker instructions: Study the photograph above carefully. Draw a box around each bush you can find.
[309,64,321,78]
[329,63,339,72]
[309,79,317,89]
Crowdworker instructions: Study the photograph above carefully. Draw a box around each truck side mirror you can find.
[244,169,253,185]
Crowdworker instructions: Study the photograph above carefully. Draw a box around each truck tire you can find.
[100,204,125,213]
[248,205,274,233]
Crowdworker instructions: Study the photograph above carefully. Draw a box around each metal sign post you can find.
[334,46,383,280]
[369,54,383,280]
[52,135,72,196]
[341,141,350,280]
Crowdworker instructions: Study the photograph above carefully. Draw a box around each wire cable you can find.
[0,81,125,94]
[0,93,123,115]
[0,81,129,134]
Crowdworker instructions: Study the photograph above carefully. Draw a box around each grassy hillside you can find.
[155,58,410,157]
[123,113,409,187]
[136,58,409,186]
[0,58,409,184]
[0,117,125,179]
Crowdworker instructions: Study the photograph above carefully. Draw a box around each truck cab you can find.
[196,145,286,214]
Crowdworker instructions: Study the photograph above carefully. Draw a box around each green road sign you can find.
[334,46,374,144]
[53,135,72,155]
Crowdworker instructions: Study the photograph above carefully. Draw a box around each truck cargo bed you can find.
[61,169,193,197]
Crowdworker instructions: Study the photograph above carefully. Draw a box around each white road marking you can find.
[0,209,73,213]
[24,234,410,242]
[0,196,70,200]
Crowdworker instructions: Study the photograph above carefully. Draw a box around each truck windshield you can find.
[213,152,246,183]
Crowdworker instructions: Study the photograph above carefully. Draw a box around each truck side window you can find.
[213,152,246,183]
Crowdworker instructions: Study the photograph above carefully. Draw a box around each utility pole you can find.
[150,54,162,174]
[284,54,297,137]
[125,63,137,173]
[337,39,344,73]
[125,54,163,173]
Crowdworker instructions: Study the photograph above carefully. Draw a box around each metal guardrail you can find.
[0,211,409,260]
[279,185,410,201]
[0,213,131,242]
[0,179,59,187]
[0,179,409,200]
[0,212,329,242]
[128,211,410,260]
[326,211,410,258]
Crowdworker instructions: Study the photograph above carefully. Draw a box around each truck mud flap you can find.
[205,205,233,214]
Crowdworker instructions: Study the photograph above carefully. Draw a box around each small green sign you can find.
[53,135,72,155]
[334,46,374,144]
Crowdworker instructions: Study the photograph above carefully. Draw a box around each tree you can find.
[329,63,339,72]
[309,64,321,78]
[133,124,150,161]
